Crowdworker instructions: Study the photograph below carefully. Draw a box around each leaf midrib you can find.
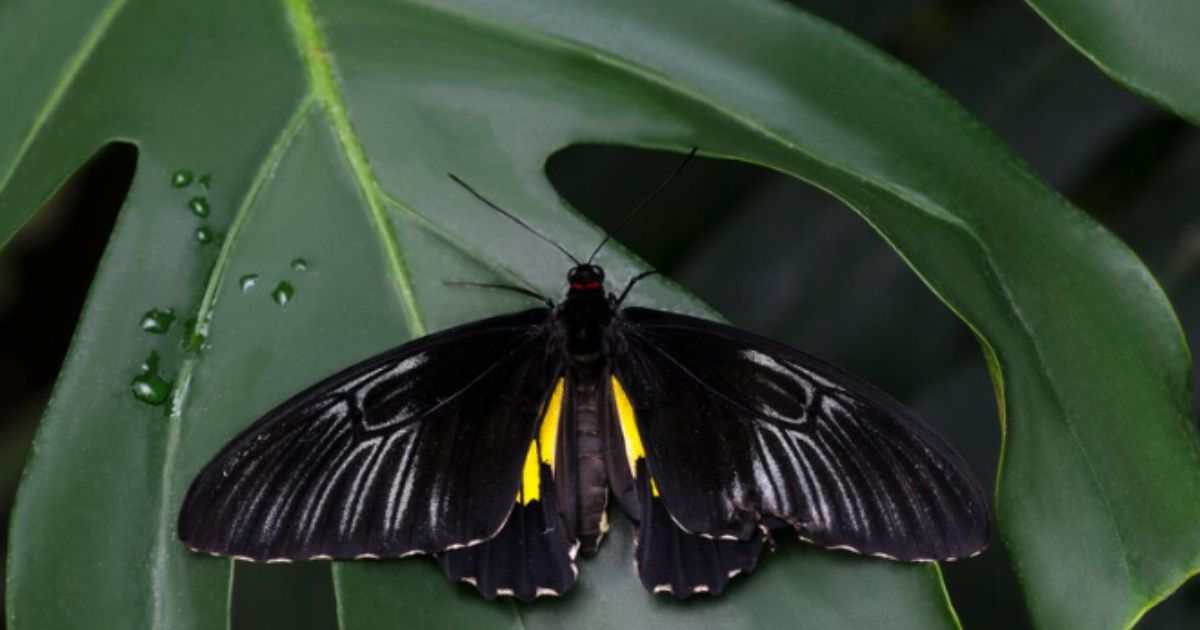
[149,94,316,628]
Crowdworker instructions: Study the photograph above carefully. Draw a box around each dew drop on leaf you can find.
[130,373,172,406]
[171,169,193,188]
[272,281,294,307]
[195,226,213,244]
[130,351,172,406]
[140,308,175,334]
[188,196,211,217]
[290,257,308,272]
[199,173,212,189]
[239,273,259,292]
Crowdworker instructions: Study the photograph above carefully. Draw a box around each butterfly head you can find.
[568,264,605,292]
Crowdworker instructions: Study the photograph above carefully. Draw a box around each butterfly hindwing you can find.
[177,308,563,562]
[631,461,764,596]
[612,307,990,562]
[609,380,764,596]
[437,378,579,599]
[438,463,578,600]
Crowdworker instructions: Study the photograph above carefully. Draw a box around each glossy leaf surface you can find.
[1025,0,1200,124]
[2,1,1198,629]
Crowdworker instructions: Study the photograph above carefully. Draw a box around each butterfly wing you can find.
[612,307,990,563]
[178,307,566,565]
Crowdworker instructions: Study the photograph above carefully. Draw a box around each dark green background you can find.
[1,0,1197,628]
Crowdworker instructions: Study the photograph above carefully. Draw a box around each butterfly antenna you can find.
[586,146,698,264]
[449,174,582,265]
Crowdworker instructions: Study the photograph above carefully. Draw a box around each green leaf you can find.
[2,1,1197,629]
[1024,0,1200,125]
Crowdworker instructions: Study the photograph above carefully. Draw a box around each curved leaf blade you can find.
[1024,0,1200,125]
[3,1,307,628]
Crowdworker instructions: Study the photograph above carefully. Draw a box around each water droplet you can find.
[130,351,172,406]
[131,373,172,405]
[240,273,259,292]
[196,226,213,244]
[171,169,193,188]
[199,173,212,189]
[140,308,176,334]
[272,281,294,307]
[290,257,309,272]
[188,196,211,217]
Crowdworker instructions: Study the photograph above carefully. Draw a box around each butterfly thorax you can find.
[558,264,614,363]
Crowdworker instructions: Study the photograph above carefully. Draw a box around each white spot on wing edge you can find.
[472,586,563,599]
[797,533,948,564]
[441,535,490,552]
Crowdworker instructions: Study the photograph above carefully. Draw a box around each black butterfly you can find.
[178,150,990,601]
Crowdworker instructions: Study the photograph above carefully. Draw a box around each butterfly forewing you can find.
[178,308,562,561]
[613,307,990,562]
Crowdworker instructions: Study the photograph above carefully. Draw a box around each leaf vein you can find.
[284,0,427,337]
[381,195,541,298]
[150,95,315,629]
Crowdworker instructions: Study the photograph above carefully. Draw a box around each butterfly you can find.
[178,149,990,601]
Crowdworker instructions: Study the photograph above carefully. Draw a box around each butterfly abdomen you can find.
[568,369,611,555]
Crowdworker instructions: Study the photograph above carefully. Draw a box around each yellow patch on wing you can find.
[518,378,565,504]
[610,376,659,497]
[519,442,540,504]
[539,379,565,468]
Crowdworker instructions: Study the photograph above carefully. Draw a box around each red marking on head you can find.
[570,281,602,290]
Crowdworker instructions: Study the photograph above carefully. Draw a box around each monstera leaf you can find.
[3,1,1198,629]
[1024,0,1200,125]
